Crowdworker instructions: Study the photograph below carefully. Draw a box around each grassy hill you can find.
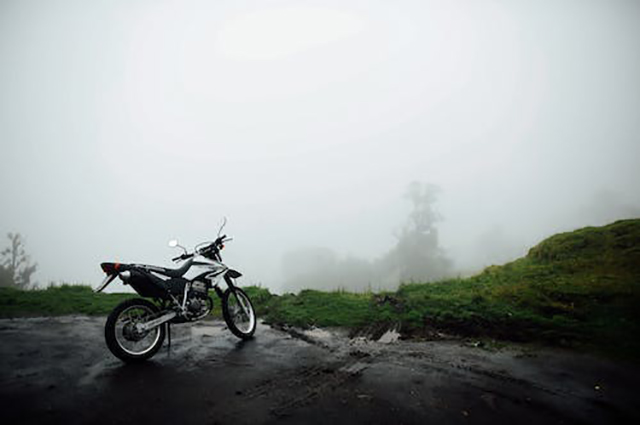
[261,219,640,356]
[1,219,638,356]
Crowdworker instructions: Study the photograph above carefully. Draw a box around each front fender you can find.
[226,269,242,279]
[223,269,242,289]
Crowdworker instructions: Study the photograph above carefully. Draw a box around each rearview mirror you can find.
[168,240,179,248]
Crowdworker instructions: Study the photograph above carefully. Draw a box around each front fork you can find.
[213,284,224,299]
[223,274,250,317]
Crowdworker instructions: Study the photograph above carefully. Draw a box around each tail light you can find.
[101,262,120,274]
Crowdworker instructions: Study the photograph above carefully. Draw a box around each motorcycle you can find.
[94,219,256,362]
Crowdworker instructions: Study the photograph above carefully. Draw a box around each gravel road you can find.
[0,316,638,424]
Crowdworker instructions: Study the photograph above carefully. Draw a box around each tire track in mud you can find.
[240,360,373,417]
[239,327,375,417]
[264,327,596,419]
[400,349,567,397]
[379,346,630,422]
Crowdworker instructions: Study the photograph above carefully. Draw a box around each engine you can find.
[186,281,211,318]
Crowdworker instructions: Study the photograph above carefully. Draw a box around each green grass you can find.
[0,284,276,319]
[1,219,639,357]
[0,284,132,316]
[261,289,375,328]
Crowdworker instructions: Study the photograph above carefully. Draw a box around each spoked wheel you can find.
[105,298,165,362]
[222,288,256,340]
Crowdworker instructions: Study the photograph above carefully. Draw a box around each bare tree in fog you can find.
[0,233,37,289]
[380,182,451,283]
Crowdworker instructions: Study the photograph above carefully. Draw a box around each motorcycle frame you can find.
[155,257,244,316]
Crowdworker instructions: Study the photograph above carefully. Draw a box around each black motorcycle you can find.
[95,219,256,362]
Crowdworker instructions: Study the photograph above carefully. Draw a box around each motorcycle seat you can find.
[136,258,194,279]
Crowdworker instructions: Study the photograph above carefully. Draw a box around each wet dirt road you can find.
[0,316,638,425]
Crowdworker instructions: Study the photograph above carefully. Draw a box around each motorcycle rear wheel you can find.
[105,298,166,362]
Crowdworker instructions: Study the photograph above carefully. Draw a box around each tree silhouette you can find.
[0,233,37,289]
[281,181,452,292]
[383,181,451,283]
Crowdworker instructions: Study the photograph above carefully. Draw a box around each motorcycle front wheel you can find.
[222,288,256,340]
[105,298,166,362]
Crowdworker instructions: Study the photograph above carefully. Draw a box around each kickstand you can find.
[167,323,172,356]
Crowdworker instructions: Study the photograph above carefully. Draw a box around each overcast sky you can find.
[1,0,639,292]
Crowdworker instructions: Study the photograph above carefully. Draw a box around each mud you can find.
[0,316,638,424]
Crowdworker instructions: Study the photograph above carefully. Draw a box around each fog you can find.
[1,0,639,293]
[282,182,453,292]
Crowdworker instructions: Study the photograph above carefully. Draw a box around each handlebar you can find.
[172,253,194,262]
[172,236,233,262]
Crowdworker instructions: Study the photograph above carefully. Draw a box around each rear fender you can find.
[94,274,116,293]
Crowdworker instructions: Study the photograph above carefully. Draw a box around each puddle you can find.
[191,323,226,338]
[276,324,404,361]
